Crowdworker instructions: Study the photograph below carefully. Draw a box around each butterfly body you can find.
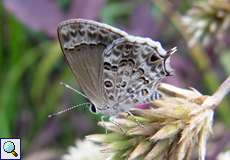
[58,19,175,116]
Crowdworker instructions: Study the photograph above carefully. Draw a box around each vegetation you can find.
[0,0,229,159]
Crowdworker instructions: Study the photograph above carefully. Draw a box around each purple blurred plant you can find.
[3,0,105,37]
[129,2,156,37]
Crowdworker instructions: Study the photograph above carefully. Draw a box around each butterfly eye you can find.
[90,104,97,113]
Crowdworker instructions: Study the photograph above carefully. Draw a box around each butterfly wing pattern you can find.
[58,19,175,116]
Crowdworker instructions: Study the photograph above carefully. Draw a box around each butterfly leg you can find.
[127,111,144,128]
[100,116,127,135]
[109,117,128,135]
[100,116,108,134]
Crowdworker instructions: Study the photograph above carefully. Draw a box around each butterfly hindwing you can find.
[103,37,173,109]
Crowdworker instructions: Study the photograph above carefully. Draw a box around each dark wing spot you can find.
[150,54,159,62]
[134,45,140,51]
[137,68,145,75]
[125,44,132,52]
[89,25,96,31]
[104,80,113,88]
[123,44,132,56]
[141,89,149,96]
[78,23,83,30]
[79,29,85,36]
[68,47,74,51]
[104,62,111,70]
[145,46,153,52]
[111,33,120,40]
[88,31,96,39]
[139,76,149,84]
[99,29,108,35]
[108,94,114,100]
[128,59,135,67]
[127,87,134,93]
[62,33,70,42]
[111,65,118,72]
[124,71,129,76]
[144,79,149,84]
[116,44,124,51]
[119,59,128,67]
[70,30,77,37]
[160,69,165,75]
[113,50,121,57]
[98,34,105,42]
[120,81,127,88]
[74,46,81,52]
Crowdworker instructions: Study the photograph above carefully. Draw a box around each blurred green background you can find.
[0,0,229,159]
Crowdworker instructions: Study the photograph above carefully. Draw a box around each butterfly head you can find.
[94,103,130,116]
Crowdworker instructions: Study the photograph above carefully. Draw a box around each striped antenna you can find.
[48,102,91,118]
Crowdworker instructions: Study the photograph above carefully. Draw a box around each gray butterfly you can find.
[57,19,175,116]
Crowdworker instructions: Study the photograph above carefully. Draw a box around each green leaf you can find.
[24,68,71,151]
[220,50,230,75]
[101,2,133,25]
[30,42,62,100]
[0,46,41,137]
[8,15,27,65]
[0,115,10,137]
[57,0,71,12]
[0,1,5,80]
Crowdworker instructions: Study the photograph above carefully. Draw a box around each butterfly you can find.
[57,19,176,116]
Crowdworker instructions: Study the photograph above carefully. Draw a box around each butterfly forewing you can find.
[57,19,126,106]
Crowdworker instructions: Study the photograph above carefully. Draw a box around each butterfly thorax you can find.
[96,103,131,116]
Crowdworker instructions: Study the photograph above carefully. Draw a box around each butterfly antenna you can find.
[48,102,91,118]
[127,111,144,127]
[101,116,108,134]
[60,82,89,99]
[168,46,177,56]
[109,116,127,134]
